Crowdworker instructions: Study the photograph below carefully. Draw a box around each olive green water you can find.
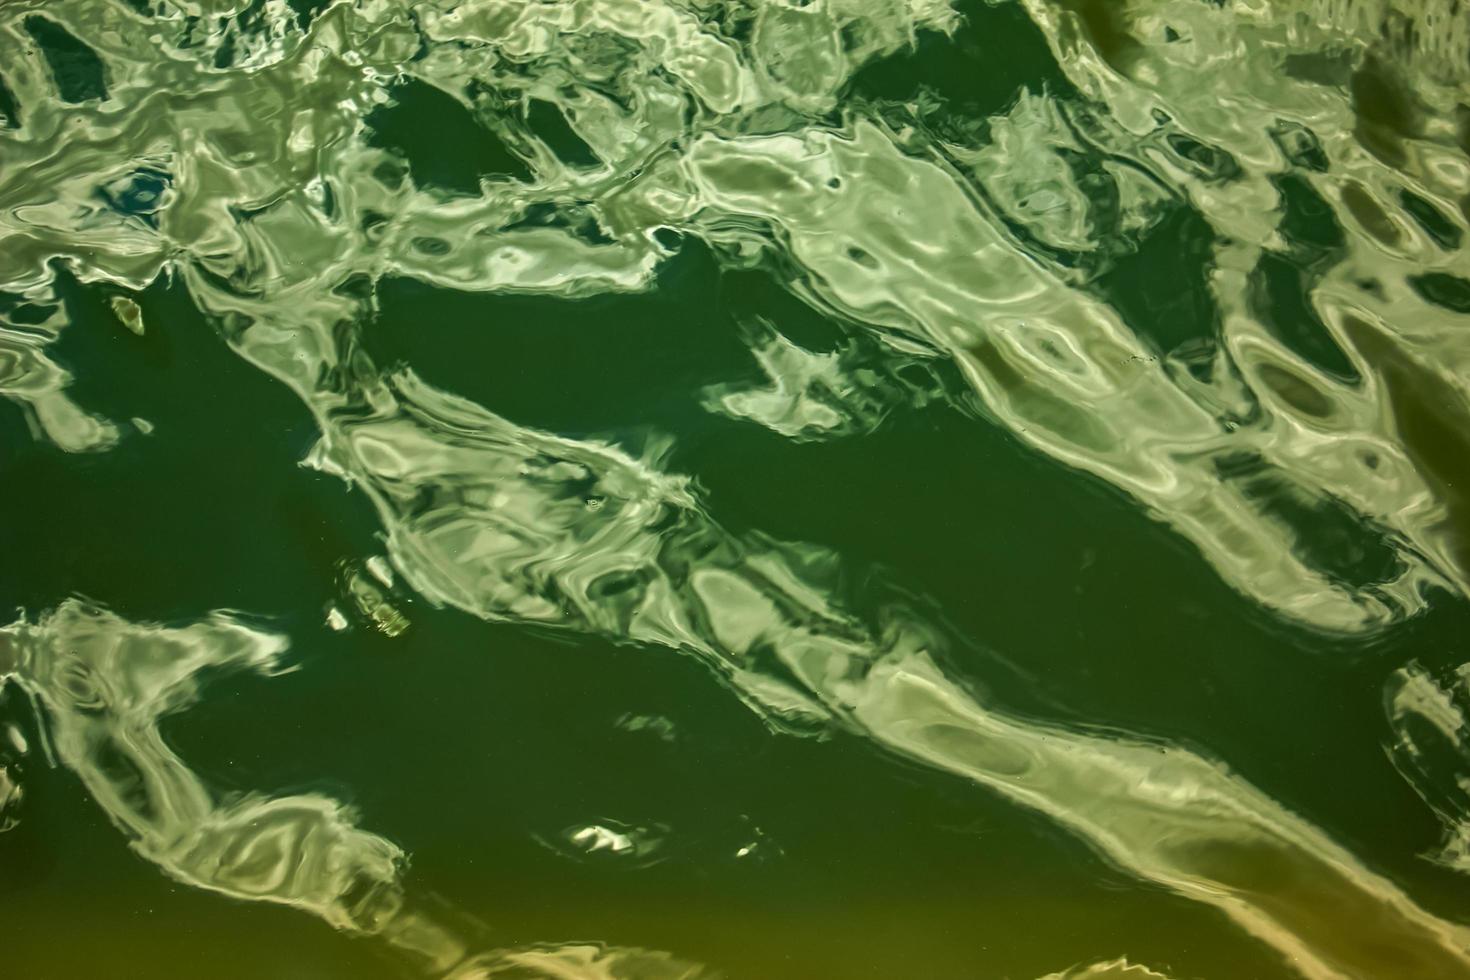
[5,1,1470,978]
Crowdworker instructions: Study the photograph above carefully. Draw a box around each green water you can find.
[4,1,1470,978]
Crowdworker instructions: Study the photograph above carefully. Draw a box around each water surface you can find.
[4,1,1470,977]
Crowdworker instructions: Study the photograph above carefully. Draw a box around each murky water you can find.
[4,1,1470,977]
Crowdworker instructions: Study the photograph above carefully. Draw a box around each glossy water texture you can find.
[4,1,1470,977]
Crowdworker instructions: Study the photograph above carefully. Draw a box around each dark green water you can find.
[4,2,1470,978]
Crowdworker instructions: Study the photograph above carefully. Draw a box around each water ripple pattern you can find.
[4,1,1470,978]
